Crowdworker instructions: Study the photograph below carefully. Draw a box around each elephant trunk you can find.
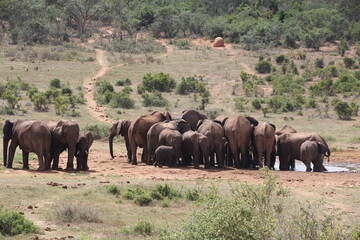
[109,134,115,159]
[3,137,9,166]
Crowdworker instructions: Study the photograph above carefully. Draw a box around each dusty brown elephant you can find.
[181,109,208,130]
[223,115,258,169]
[158,128,183,166]
[197,119,224,167]
[109,120,132,161]
[275,125,297,136]
[3,119,51,171]
[300,140,330,172]
[182,130,210,168]
[75,131,94,171]
[276,132,330,171]
[153,145,176,168]
[47,120,80,170]
[128,111,172,165]
[146,119,191,165]
[253,122,276,169]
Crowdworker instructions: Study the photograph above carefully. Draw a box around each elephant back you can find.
[224,114,252,144]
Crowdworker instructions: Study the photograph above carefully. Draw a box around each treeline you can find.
[0,0,359,49]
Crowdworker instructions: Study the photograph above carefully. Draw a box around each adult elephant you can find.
[158,129,182,166]
[181,109,207,131]
[275,125,297,136]
[300,140,330,172]
[182,130,210,168]
[109,120,132,161]
[128,111,172,165]
[223,115,258,169]
[276,132,330,171]
[197,119,224,167]
[253,122,276,169]
[75,131,94,171]
[47,120,80,170]
[3,119,51,171]
[146,119,191,165]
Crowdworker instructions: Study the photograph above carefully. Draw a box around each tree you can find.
[334,101,352,120]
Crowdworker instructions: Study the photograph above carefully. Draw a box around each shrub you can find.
[106,185,120,195]
[234,97,248,112]
[96,80,114,95]
[240,71,251,82]
[83,124,109,140]
[109,91,135,109]
[186,189,201,201]
[123,186,146,200]
[255,60,272,74]
[0,207,39,236]
[176,76,206,95]
[315,57,324,69]
[61,86,73,96]
[32,92,49,111]
[275,54,287,64]
[133,221,154,236]
[337,40,349,56]
[115,78,132,86]
[252,99,262,110]
[298,51,306,60]
[142,72,176,92]
[309,78,333,96]
[55,204,102,223]
[173,39,192,50]
[343,56,355,69]
[334,101,353,120]
[152,184,182,200]
[135,193,153,206]
[141,92,169,107]
[305,98,317,108]
[50,78,61,88]
[333,73,360,95]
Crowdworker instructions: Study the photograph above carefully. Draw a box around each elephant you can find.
[153,145,176,168]
[275,125,297,136]
[276,132,331,171]
[128,111,172,165]
[223,115,258,169]
[146,119,191,165]
[3,119,51,171]
[47,120,80,170]
[196,119,224,167]
[181,109,208,131]
[158,128,183,166]
[75,131,94,171]
[109,120,132,161]
[253,122,276,169]
[300,140,330,172]
[182,130,210,168]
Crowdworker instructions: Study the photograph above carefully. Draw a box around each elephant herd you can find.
[109,109,331,172]
[3,119,93,171]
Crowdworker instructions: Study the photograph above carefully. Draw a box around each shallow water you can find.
[273,161,357,172]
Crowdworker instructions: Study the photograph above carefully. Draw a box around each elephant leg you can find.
[229,143,240,168]
[279,154,290,171]
[193,150,200,169]
[52,153,60,170]
[290,158,295,171]
[257,150,264,169]
[209,150,215,167]
[65,146,76,170]
[22,150,29,170]
[82,152,89,171]
[239,145,250,169]
[7,141,18,168]
[215,147,223,168]
[36,153,46,171]
[227,148,233,167]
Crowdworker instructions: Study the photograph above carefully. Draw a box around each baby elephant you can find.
[300,140,330,172]
[75,131,94,171]
[153,145,176,168]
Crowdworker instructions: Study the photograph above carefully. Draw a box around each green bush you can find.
[344,56,355,69]
[255,60,272,74]
[176,76,207,95]
[123,186,146,200]
[333,73,360,95]
[83,124,109,140]
[50,78,61,88]
[109,37,166,54]
[309,78,333,96]
[186,189,201,201]
[334,101,353,120]
[141,91,169,107]
[96,80,114,95]
[275,55,288,64]
[142,72,176,92]
[135,193,153,206]
[240,71,251,82]
[298,51,306,60]
[109,91,135,109]
[0,207,39,236]
[252,99,262,110]
[32,92,49,111]
[61,86,73,96]
[115,78,132,86]
[172,39,192,50]
[106,185,120,195]
[315,57,324,69]
[133,220,154,236]
[152,184,182,200]
[55,204,101,223]
[234,97,248,112]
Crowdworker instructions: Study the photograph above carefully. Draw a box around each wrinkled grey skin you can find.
[181,109,208,131]
[47,120,80,170]
[276,132,330,171]
[182,130,210,168]
[253,122,276,169]
[109,120,132,161]
[128,111,172,165]
[197,119,224,167]
[153,145,176,167]
[158,128,183,166]
[75,131,94,171]
[223,115,258,169]
[3,119,51,171]
[275,125,297,136]
[146,119,191,165]
[300,140,330,172]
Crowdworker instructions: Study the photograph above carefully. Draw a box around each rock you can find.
[213,37,225,47]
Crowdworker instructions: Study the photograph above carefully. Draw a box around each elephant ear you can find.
[269,123,276,131]
[245,116,259,126]
[3,120,13,138]
[164,111,172,121]
[212,119,223,126]
[221,117,229,126]
[116,121,122,135]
